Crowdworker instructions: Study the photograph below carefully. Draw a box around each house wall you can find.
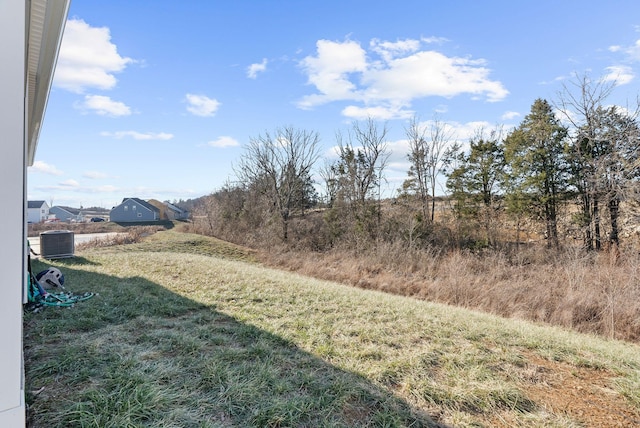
[147,199,169,220]
[167,208,188,220]
[110,199,158,222]
[166,203,189,220]
[166,209,178,220]
[27,203,49,223]
[27,208,42,223]
[148,200,189,220]
[49,207,73,222]
[0,1,27,425]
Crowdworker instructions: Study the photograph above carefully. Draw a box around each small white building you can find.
[27,200,50,223]
[1,1,70,425]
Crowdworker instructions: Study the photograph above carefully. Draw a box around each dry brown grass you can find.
[259,242,640,343]
[27,221,124,237]
[74,226,164,250]
[187,194,640,343]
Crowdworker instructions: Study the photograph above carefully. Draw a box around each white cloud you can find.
[97,185,119,192]
[501,111,521,121]
[35,182,119,194]
[83,171,108,179]
[77,95,131,116]
[603,65,634,85]
[363,51,508,103]
[101,131,174,140]
[434,104,449,114]
[185,93,220,117]
[298,39,368,108]
[207,136,240,148]
[450,120,494,142]
[410,119,494,148]
[60,179,80,188]
[247,58,268,79]
[385,138,412,167]
[54,19,133,93]
[28,161,64,176]
[297,38,508,119]
[421,36,449,45]
[342,104,414,120]
[370,38,421,62]
[125,186,199,200]
[623,39,640,61]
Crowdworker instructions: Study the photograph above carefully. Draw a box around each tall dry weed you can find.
[75,226,162,250]
[259,243,640,342]
[192,190,640,341]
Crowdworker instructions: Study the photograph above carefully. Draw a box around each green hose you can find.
[40,291,95,307]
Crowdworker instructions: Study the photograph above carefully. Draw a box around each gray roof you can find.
[165,202,188,214]
[51,206,80,215]
[121,197,160,213]
[28,200,47,209]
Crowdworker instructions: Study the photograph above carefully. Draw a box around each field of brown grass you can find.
[27,221,125,237]
[259,241,640,343]
[184,194,640,344]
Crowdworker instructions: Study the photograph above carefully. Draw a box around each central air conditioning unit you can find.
[40,230,75,259]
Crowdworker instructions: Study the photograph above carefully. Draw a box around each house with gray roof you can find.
[109,197,160,222]
[27,200,49,223]
[165,202,189,220]
[49,206,83,222]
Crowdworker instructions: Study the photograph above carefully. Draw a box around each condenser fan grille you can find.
[40,230,74,259]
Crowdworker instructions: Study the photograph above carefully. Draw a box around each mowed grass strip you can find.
[24,231,640,427]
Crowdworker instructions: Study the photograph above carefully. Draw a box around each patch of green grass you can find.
[24,231,640,427]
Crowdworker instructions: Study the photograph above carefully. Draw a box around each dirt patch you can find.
[489,352,640,427]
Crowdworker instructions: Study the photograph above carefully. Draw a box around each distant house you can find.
[147,199,190,221]
[27,200,49,223]
[165,201,190,220]
[146,199,169,220]
[49,206,83,222]
[110,198,160,222]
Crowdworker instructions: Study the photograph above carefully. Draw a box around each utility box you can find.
[40,230,74,259]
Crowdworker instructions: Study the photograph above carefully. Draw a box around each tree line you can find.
[194,75,640,253]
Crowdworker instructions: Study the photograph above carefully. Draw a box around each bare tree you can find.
[556,73,640,250]
[402,116,457,223]
[556,73,616,250]
[334,118,390,207]
[235,126,320,241]
[319,160,339,208]
[590,105,640,247]
[427,118,457,222]
[404,116,431,223]
[328,118,390,242]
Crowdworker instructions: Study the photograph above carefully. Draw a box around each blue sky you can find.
[28,0,640,209]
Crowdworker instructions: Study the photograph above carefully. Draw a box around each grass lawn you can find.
[24,230,640,427]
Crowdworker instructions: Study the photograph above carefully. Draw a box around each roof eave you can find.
[27,0,71,165]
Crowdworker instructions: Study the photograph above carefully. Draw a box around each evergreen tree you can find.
[504,99,569,248]
[446,128,505,245]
